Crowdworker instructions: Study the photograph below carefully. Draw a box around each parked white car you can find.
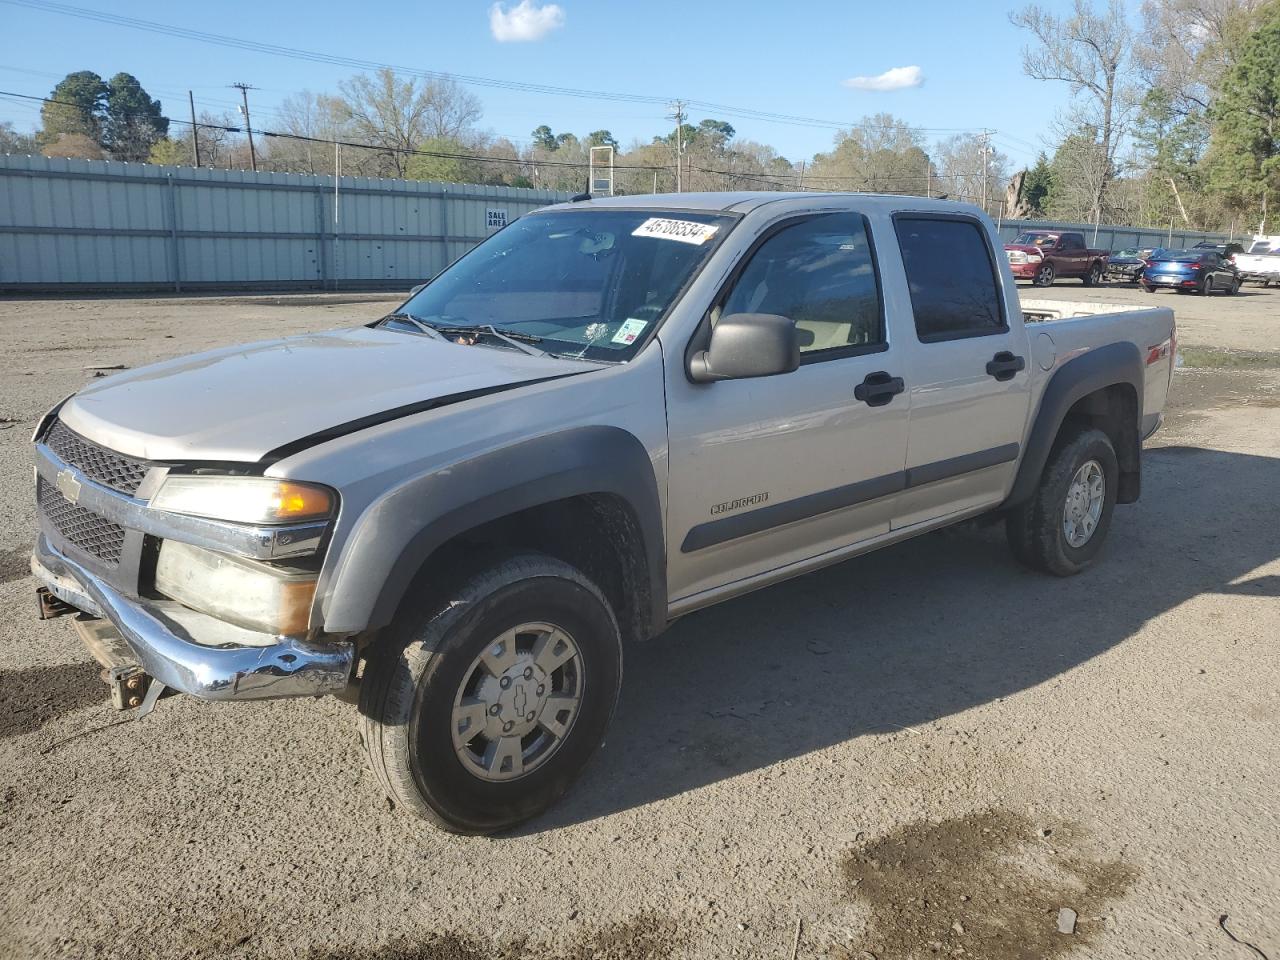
[1234,235,1280,286]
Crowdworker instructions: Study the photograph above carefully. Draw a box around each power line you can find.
[1,88,1013,195]
[3,0,996,138]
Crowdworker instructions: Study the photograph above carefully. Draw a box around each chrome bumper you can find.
[32,534,354,701]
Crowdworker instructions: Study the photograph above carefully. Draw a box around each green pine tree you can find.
[1205,7,1280,224]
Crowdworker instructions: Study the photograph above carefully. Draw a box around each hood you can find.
[1004,244,1047,255]
[59,326,597,463]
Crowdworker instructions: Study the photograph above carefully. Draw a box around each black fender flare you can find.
[1004,341,1144,508]
[320,425,665,637]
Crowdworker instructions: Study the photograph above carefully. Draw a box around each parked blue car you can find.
[1141,249,1241,295]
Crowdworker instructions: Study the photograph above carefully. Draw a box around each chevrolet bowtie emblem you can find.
[56,468,82,504]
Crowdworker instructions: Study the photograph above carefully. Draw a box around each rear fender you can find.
[1005,341,1144,508]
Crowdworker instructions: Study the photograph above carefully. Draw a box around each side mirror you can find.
[408,283,427,297]
[688,313,800,384]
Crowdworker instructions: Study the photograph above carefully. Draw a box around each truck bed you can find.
[1020,298,1176,439]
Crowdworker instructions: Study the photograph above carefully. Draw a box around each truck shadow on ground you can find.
[532,444,1280,831]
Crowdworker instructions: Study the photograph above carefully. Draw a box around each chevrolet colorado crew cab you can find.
[31,193,1175,834]
[1005,230,1110,287]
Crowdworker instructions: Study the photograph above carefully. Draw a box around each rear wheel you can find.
[359,553,623,834]
[1007,426,1118,577]
[1033,262,1056,287]
[1082,262,1103,286]
[1142,284,1157,293]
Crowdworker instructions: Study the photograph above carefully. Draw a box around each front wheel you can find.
[1142,284,1157,293]
[1227,277,1241,295]
[359,553,623,834]
[1007,426,1118,576]
[1033,262,1056,287]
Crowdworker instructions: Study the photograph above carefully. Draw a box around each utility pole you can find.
[797,159,806,191]
[232,82,257,172]
[667,99,687,192]
[187,91,200,167]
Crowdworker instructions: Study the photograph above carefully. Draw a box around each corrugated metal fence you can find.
[0,155,569,292]
[0,155,1233,292]
[995,218,1227,252]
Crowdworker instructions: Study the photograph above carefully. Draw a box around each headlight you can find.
[1027,251,1043,262]
[151,476,334,525]
[155,540,317,635]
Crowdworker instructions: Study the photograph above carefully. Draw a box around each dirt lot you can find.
[0,284,1277,960]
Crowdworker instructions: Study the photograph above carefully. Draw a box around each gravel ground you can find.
[0,288,1277,960]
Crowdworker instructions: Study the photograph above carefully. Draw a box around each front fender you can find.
[318,425,665,635]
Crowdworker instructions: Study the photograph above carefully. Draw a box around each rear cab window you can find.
[893,216,1007,342]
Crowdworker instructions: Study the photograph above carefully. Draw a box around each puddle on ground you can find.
[307,913,681,960]
[836,810,1135,960]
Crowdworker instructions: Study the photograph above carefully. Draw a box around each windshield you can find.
[1012,233,1058,246]
[1113,249,1143,258]
[1248,240,1273,254]
[395,209,735,362]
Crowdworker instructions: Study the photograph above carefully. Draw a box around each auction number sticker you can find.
[611,318,649,345]
[631,218,719,245]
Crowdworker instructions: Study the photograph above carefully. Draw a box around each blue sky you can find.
[0,0,1071,170]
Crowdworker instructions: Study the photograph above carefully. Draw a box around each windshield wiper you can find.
[379,312,447,341]
[440,324,551,358]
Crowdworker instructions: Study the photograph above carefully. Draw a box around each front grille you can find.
[37,477,126,566]
[44,419,149,496]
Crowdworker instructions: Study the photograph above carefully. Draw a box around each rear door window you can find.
[893,216,1006,342]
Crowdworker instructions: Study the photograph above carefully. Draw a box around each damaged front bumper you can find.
[32,534,354,702]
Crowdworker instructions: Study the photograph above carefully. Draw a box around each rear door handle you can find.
[854,371,905,407]
[986,351,1026,382]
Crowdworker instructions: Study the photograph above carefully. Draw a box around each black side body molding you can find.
[681,442,1021,553]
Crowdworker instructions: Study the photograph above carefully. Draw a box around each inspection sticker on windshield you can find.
[632,218,719,245]
[611,318,649,345]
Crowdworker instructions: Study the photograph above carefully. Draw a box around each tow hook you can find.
[73,617,170,718]
[35,586,75,620]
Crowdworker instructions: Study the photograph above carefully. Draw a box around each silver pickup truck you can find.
[31,193,1175,834]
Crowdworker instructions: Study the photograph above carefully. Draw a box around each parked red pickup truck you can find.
[1005,231,1109,287]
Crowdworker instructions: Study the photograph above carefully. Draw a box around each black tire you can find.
[1082,262,1103,286]
[1033,262,1056,287]
[1227,277,1241,295]
[359,553,623,834]
[1006,426,1119,577]
[1142,284,1157,293]
[1198,277,1209,295]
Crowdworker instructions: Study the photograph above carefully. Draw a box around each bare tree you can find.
[1011,0,1138,222]
[338,68,482,178]
[271,90,352,174]
[934,133,1011,209]
[1136,0,1270,114]
[807,115,934,195]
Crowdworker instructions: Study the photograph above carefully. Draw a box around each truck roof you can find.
[540,191,987,217]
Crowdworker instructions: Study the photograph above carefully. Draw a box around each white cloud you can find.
[843,65,924,92]
[489,1,565,42]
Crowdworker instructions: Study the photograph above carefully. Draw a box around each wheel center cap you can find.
[481,658,550,739]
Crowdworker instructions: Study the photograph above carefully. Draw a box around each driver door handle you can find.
[986,351,1026,382]
[854,370,905,407]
